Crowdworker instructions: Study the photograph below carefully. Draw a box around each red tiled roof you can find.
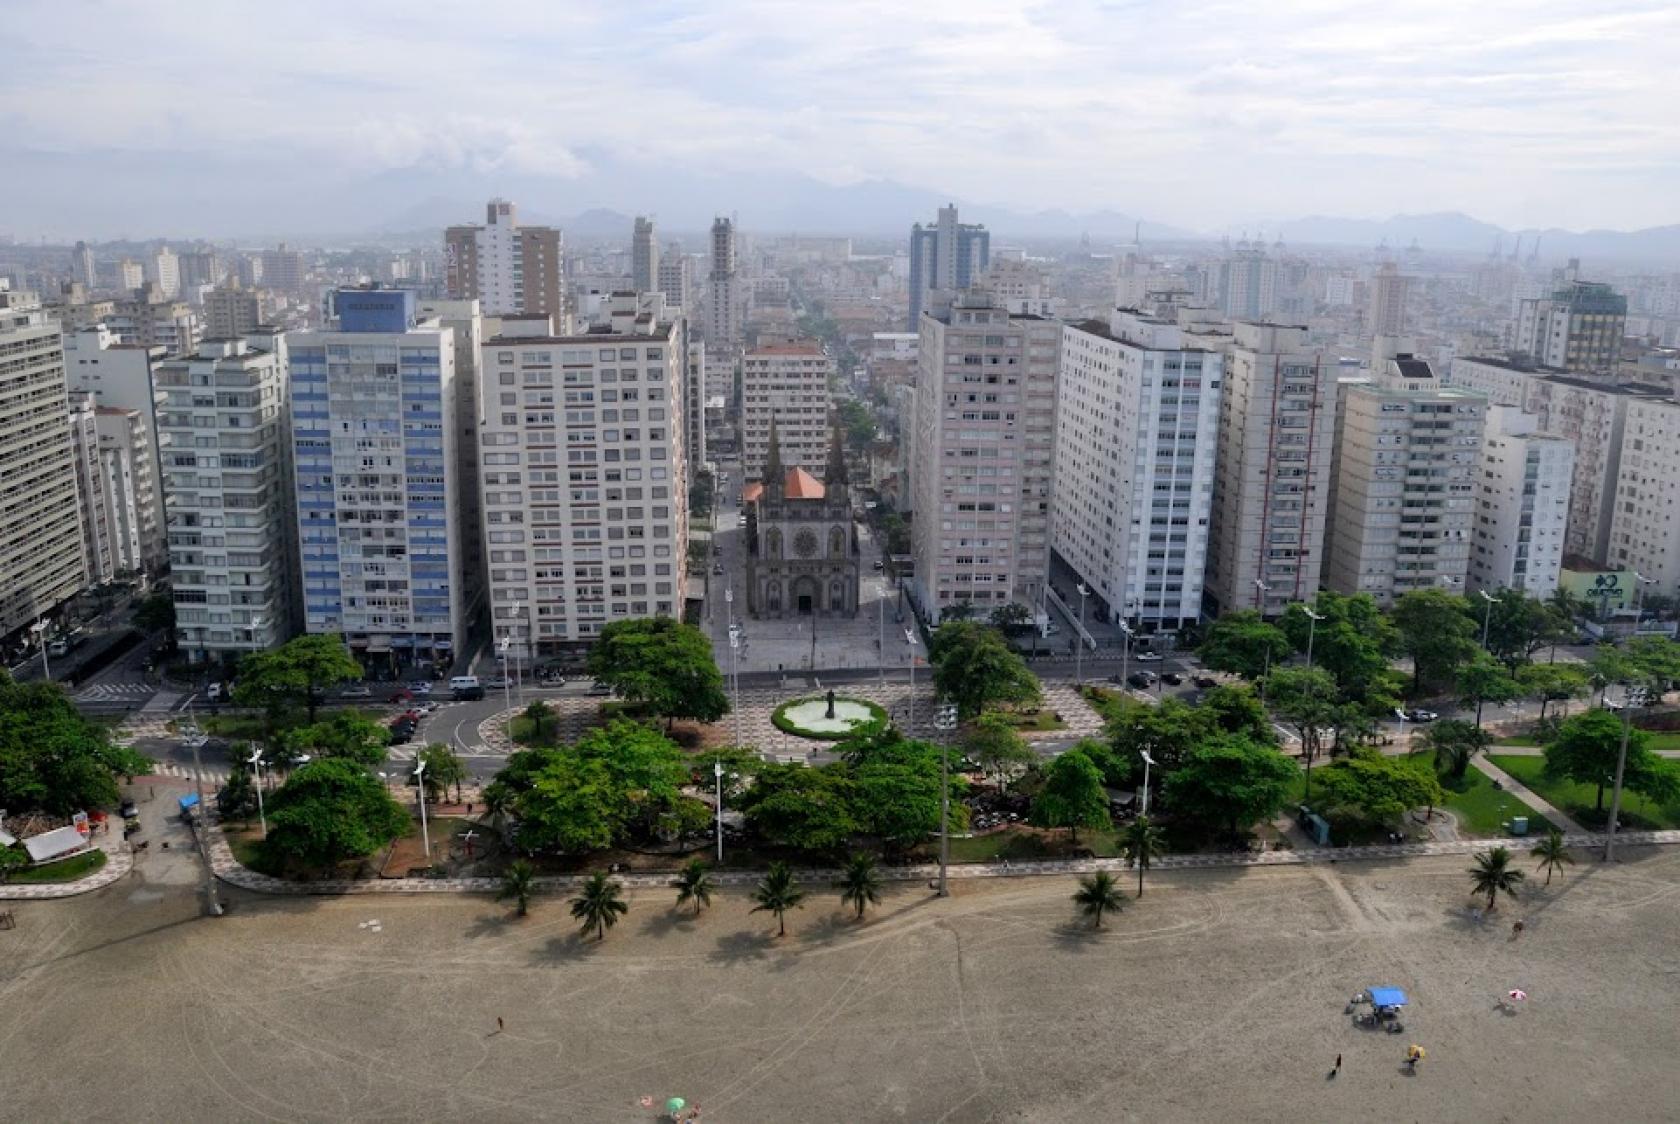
[742,481,764,503]
[785,468,825,499]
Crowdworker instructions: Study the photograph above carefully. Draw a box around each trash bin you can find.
[1510,816,1529,836]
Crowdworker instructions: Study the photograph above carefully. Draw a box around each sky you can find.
[3,0,1678,239]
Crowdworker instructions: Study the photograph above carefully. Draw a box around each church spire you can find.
[763,412,784,500]
[825,419,850,491]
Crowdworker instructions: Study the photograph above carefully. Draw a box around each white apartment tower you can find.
[68,394,116,585]
[1325,353,1488,606]
[912,290,1061,623]
[741,341,834,481]
[1606,396,1680,593]
[1369,262,1409,337]
[153,334,296,663]
[289,289,468,668]
[0,291,87,637]
[94,406,162,576]
[445,200,565,321]
[1053,310,1222,633]
[1469,406,1572,595]
[1207,321,1337,615]
[706,217,745,349]
[632,216,660,294]
[476,294,690,655]
[658,250,693,311]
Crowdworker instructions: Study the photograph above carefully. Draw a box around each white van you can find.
[448,675,480,692]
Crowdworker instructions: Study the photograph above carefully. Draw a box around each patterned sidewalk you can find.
[0,844,134,900]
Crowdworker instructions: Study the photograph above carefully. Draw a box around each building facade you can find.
[94,406,162,576]
[1324,353,1487,605]
[445,199,565,320]
[912,290,1060,624]
[1052,310,1222,633]
[205,283,271,339]
[1368,262,1409,337]
[1513,278,1627,374]
[68,393,115,584]
[475,294,690,655]
[259,244,303,294]
[0,290,87,638]
[1469,406,1573,595]
[153,335,296,663]
[1206,321,1337,615]
[107,284,200,354]
[745,431,859,619]
[1605,396,1680,594]
[706,217,745,348]
[632,216,659,294]
[907,204,990,330]
[289,289,467,669]
[741,341,834,481]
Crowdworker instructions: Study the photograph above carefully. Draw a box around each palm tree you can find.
[1468,846,1526,910]
[1531,829,1573,887]
[498,859,536,918]
[834,853,883,920]
[1072,871,1126,930]
[481,785,513,839]
[671,858,715,916]
[751,861,806,937]
[569,871,629,941]
[1122,816,1166,897]
[523,700,554,743]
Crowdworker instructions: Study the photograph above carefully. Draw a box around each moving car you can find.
[872,559,885,570]
[484,675,510,689]
[713,563,724,575]
[1161,672,1184,686]
[406,680,433,697]
[1402,709,1439,722]
[1134,651,1163,663]
[340,683,372,698]
[448,675,480,692]
[1192,675,1218,689]
[1126,671,1158,689]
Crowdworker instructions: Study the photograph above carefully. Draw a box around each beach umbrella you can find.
[1507,989,1527,1002]
[666,1097,687,1114]
[1406,1045,1426,1061]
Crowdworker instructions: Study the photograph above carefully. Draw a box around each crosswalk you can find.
[76,682,155,702]
[148,760,231,786]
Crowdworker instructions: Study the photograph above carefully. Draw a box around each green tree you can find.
[234,634,361,724]
[929,620,1042,720]
[1196,684,1276,744]
[0,677,152,815]
[1468,845,1525,910]
[881,513,911,557]
[852,760,961,850]
[1122,815,1166,897]
[415,743,467,803]
[216,759,260,824]
[697,745,764,803]
[963,713,1036,791]
[1265,666,1339,797]
[262,758,410,871]
[0,844,27,883]
[1162,736,1298,839]
[1455,652,1522,730]
[481,784,514,838]
[587,617,730,727]
[569,871,629,941]
[688,468,715,518]
[1531,828,1573,887]
[671,858,715,916]
[1108,698,1208,779]
[1280,593,1400,699]
[1198,611,1291,681]
[834,852,883,920]
[522,700,554,743]
[1029,749,1111,842]
[1543,709,1678,813]
[290,711,389,767]
[1517,663,1590,724]
[1422,719,1489,782]
[1484,594,1566,672]
[1391,589,1478,695]
[741,763,859,852]
[751,861,806,936]
[837,398,877,451]
[1072,870,1125,930]
[1313,748,1445,825]
[504,722,690,852]
[134,593,177,650]
[988,602,1034,643]
[499,859,536,917]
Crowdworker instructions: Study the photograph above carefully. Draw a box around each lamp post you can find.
[248,747,267,836]
[1253,577,1270,613]
[30,619,50,681]
[1119,621,1133,694]
[1140,749,1156,816]
[932,702,959,897]
[877,579,887,687]
[1301,605,1324,667]
[1478,589,1501,649]
[905,628,919,732]
[413,759,430,859]
[1631,570,1656,637]
[1604,684,1647,863]
[506,601,523,709]
[497,633,513,717]
[728,629,742,746]
[1075,583,1090,686]
[714,760,726,863]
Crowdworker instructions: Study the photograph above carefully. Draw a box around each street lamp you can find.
[905,628,920,732]
[507,602,523,707]
[1119,620,1134,694]
[1301,605,1324,667]
[714,760,726,863]
[1631,571,1656,636]
[728,628,742,745]
[932,702,959,898]
[1478,589,1502,649]
[1254,577,1270,613]
[412,759,430,859]
[248,747,267,836]
[30,619,50,681]
[496,633,514,717]
[1140,749,1156,816]
[1075,583,1090,686]
[877,579,887,687]
[1604,683,1648,863]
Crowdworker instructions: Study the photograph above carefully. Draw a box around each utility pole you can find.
[1604,685,1643,863]
[188,727,223,917]
[933,703,959,897]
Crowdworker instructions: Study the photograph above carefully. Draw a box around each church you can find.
[744,423,860,619]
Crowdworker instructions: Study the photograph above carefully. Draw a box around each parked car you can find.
[205,682,224,703]
[1161,672,1184,686]
[340,683,372,698]
[406,680,433,697]
[484,675,510,689]
[872,559,885,570]
[1403,709,1439,722]
[1192,675,1218,689]
[1126,672,1158,689]
[586,680,615,697]
[1134,651,1164,663]
[713,563,724,575]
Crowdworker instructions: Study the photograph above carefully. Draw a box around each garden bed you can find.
[7,849,108,883]
[772,696,887,740]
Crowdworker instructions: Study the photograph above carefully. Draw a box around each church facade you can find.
[745,426,860,619]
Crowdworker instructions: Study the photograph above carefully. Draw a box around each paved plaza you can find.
[5,838,1679,1121]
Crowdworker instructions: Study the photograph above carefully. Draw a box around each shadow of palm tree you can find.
[463,911,520,939]
[1052,920,1103,951]
[530,931,598,963]
[640,907,700,939]
[709,929,775,965]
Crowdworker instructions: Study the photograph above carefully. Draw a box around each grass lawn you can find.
[1644,730,1680,753]
[1494,734,1539,747]
[1440,764,1552,836]
[508,715,562,747]
[8,849,108,883]
[932,826,1128,862]
[1079,686,1144,727]
[999,708,1067,733]
[1489,754,1680,830]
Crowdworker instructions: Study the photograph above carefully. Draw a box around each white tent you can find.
[23,825,90,863]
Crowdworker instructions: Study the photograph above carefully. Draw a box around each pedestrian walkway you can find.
[1471,756,1589,834]
[75,682,154,702]
[149,760,231,787]
[0,839,133,900]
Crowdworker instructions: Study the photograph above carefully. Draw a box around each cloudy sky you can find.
[3,0,1677,238]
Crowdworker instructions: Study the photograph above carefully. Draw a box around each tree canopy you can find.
[1161,736,1297,838]
[1544,708,1679,813]
[586,617,730,725]
[1454,652,1522,729]
[1198,611,1291,680]
[234,634,362,724]
[0,676,152,814]
[1313,747,1443,825]
[1028,748,1111,841]
[286,711,389,766]
[741,763,859,853]
[1280,592,1399,700]
[929,620,1042,720]
[1517,663,1590,723]
[1482,593,1566,672]
[263,757,410,870]
[963,713,1036,791]
[1265,666,1339,790]
[1391,589,1478,695]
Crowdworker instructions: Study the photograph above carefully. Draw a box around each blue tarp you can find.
[1369,987,1408,1008]
[177,793,200,813]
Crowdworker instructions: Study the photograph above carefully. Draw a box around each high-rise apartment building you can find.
[289,289,468,667]
[177,250,222,293]
[658,250,693,311]
[107,284,200,354]
[1324,353,1487,605]
[685,338,707,472]
[417,297,489,628]
[205,282,270,339]
[632,216,659,293]
[68,394,115,584]
[706,217,745,348]
[1052,310,1222,632]
[1513,278,1627,374]
[117,259,144,291]
[0,290,87,637]
[911,290,1060,623]
[148,247,180,299]
[94,406,162,576]
[259,244,303,294]
[476,293,690,655]
[1217,243,1278,321]
[72,241,97,288]
[153,334,295,663]
[1206,321,1337,615]
[1468,406,1572,595]
[1605,396,1680,593]
[61,323,168,516]
[907,205,990,330]
[741,341,834,481]
[445,199,565,320]
[1368,262,1409,337]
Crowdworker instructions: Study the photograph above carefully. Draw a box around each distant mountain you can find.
[1267,210,1680,264]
